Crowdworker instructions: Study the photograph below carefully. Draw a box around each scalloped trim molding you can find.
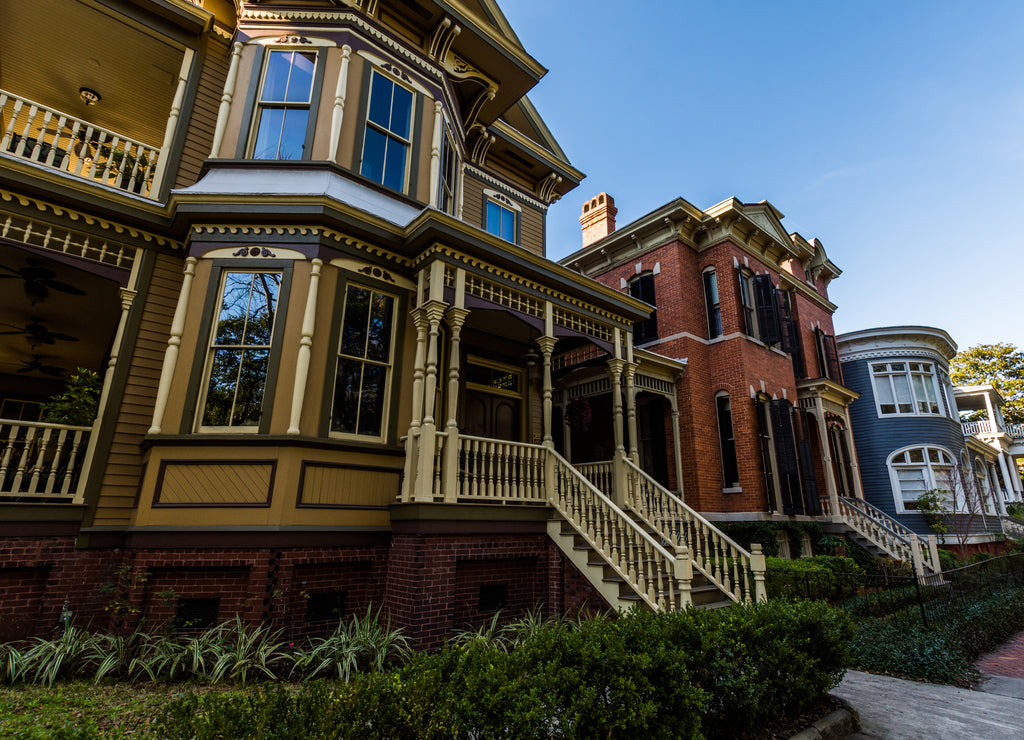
[190,224,411,266]
[465,165,547,211]
[837,347,950,366]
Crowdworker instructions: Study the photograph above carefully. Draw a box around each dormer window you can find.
[484,190,519,243]
[361,71,414,191]
[251,50,317,160]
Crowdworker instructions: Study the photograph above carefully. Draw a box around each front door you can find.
[463,356,523,442]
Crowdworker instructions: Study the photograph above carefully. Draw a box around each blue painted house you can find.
[837,326,1009,545]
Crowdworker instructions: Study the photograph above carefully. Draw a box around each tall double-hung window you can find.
[871,361,941,416]
[331,284,397,438]
[200,271,282,429]
[703,269,722,339]
[438,123,458,215]
[361,71,414,191]
[889,446,954,511]
[251,50,317,160]
[628,273,658,344]
[716,393,740,489]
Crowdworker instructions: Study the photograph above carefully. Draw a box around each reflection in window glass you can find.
[872,361,942,416]
[486,200,516,242]
[251,50,316,160]
[361,72,413,191]
[891,446,953,510]
[332,285,396,437]
[202,271,281,428]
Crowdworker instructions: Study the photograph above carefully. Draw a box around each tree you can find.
[950,343,1024,425]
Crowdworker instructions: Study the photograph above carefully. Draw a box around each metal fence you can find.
[768,553,1024,628]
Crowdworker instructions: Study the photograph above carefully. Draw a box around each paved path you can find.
[976,628,1024,679]
[832,671,1024,740]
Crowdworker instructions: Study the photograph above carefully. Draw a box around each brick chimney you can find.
[580,193,617,248]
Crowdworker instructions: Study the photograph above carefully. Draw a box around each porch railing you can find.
[962,420,996,437]
[623,458,761,604]
[456,435,546,503]
[0,89,161,198]
[577,460,613,497]
[836,496,940,575]
[0,419,92,501]
[549,450,690,611]
[1006,424,1024,440]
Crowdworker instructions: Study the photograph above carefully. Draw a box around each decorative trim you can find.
[0,190,182,250]
[483,187,521,211]
[249,34,336,47]
[190,225,412,267]
[331,257,415,290]
[296,461,402,509]
[838,347,950,366]
[197,246,304,260]
[465,165,548,211]
[357,50,431,96]
[152,459,277,508]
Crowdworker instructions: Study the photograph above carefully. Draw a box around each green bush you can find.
[849,587,1024,685]
[154,602,853,740]
[937,548,961,571]
[765,555,863,602]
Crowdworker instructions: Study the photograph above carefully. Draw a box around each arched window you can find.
[887,445,954,513]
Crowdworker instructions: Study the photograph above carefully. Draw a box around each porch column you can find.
[997,452,1017,508]
[414,301,446,501]
[442,298,469,503]
[841,415,865,500]
[990,464,1008,516]
[74,270,140,504]
[984,393,997,433]
[669,390,684,499]
[151,48,193,194]
[401,307,429,502]
[328,45,353,161]
[149,257,197,435]
[287,259,322,435]
[624,362,639,465]
[537,336,557,447]
[210,42,243,157]
[811,399,840,517]
[607,357,627,506]
[1010,457,1024,501]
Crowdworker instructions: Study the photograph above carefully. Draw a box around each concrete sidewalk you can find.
[832,671,1024,740]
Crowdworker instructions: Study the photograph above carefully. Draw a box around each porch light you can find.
[78,87,101,106]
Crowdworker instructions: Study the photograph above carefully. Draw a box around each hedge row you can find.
[153,601,854,740]
[848,587,1024,685]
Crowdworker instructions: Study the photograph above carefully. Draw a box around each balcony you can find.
[1,90,162,198]
[962,420,1024,441]
[0,419,92,502]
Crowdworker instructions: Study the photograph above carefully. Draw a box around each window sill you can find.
[722,486,743,494]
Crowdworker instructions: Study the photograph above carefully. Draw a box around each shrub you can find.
[937,548,961,571]
[765,555,863,602]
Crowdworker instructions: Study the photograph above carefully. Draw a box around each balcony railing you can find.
[962,420,996,436]
[1,90,161,198]
[0,419,92,502]
[1007,424,1024,441]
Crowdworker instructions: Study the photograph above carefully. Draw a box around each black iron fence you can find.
[767,553,1024,628]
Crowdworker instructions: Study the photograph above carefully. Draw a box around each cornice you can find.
[837,346,951,367]
[796,377,860,406]
[0,188,181,250]
[412,243,633,325]
[190,224,411,266]
[490,120,583,182]
[778,271,837,313]
[836,326,957,363]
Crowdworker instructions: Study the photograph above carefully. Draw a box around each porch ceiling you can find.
[0,243,122,395]
[0,0,185,148]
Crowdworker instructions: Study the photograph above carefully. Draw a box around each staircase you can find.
[835,497,941,576]
[549,455,765,612]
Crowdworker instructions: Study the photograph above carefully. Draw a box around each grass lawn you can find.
[0,682,195,738]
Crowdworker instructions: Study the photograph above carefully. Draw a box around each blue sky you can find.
[499,1,1024,352]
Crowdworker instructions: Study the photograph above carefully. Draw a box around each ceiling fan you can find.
[0,318,79,347]
[17,357,65,377]
[0,258,86,305]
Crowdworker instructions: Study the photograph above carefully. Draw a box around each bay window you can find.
[360,71,414,191]
[251,50,317,160]
[871,361,941,416]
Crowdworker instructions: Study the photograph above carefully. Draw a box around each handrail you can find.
[837,497,939,574]
[548,450,688,611]
[624,458,759,603]
[0,89,161,198]
[456,435,547,503]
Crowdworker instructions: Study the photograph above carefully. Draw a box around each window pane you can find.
[908,449,925,463]
[368,75,393,128]
[245,273,279,344]
[390,84,413,139]
[202,348,241,426]
[361,127,387,184]
[285,52,316,102]
[331,359,363,434]
[233,349,269,426]
[262,51,293,101]
[366,292,394,363]
[358,363,387,436]
[893,374,913,413]
[500,208,515,242]
[876,375,896,414]
[891,363,904,371]
[383,137,408,191]
[214,273,254,344]
[872,364,887,373]
[277,108,309,160]
[897,467,928,501]
[252,109,285,159]
[341,286,370,358]
[486,201,501,236]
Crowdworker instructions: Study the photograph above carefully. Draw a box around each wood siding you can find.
[174,34,231,189]
[298,463,400,508]
[461,173,546,256]
[92,252,183,526]
[519,203,544,257]
[155,461,274,506]
[462,173,485,232]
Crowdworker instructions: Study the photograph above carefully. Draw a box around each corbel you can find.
[429,17,462,61]
[469,125,495,165]
[538,172,562,203]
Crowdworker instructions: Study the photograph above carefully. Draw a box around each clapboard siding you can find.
[519,203,545,257]
[174,35,230,189]
[92,252,183,526]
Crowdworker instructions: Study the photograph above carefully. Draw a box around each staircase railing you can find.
[576,460,613,495]
[837,497,940,574]
[548,450,691,611]
[624,459,763,603]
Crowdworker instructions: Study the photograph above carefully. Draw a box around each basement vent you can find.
[174,597,220,631]
[306,591,347,624]
[478,584,508,612]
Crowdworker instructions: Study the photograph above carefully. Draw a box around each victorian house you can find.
[0,0,765,646]
[560,195,945,576]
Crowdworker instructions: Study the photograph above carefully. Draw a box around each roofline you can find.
[836,325,958,360]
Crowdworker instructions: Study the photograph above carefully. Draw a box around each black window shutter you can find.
[822,333,843,384]
[630,274,658,343]
[792,410,821,515]
[754,274,780,344]
[770,399,803,515]
[776,289,806,378]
